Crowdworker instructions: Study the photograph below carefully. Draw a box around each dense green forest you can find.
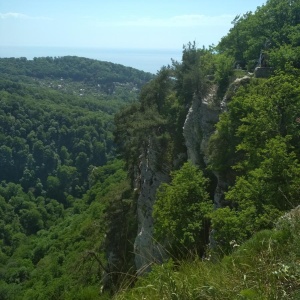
[1,0,300,299]
[0,57,152,299]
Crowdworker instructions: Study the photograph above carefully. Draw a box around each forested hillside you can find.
[2,0,300,299]
[114,0,300,298]
[0,57,152,299]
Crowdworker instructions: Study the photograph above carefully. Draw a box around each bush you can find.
[153,162,213,257]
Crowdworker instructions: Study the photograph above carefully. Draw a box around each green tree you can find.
[217,0,300,70]
[46,176,61,200]
[57,165,77,191]
[211,136,300,253]
[153,162,213,257]
[214,53,235,96]
[209,73,300,253]
[174,43,211,106]
[20,208,44,234]
[0,145,13,180]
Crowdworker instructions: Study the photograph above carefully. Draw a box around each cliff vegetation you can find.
[1,0,300,299]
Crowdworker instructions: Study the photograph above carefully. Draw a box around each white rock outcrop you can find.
[183,86,219,166]
[133,139,169,275]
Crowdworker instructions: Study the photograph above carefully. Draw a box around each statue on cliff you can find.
[258,39,271,67]
[258,50,268,67]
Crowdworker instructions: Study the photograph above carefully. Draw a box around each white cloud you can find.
[0,12,52,20]
[95,14,234,28]
[168,14,234,27]
[0,12,28,19]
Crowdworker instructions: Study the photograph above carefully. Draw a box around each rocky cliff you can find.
[133,138,169,275]
[133,76,252,273]
[183,85,220,166]
[212,76,252,207]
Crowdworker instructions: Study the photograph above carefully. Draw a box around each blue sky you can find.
[1,0,267,50]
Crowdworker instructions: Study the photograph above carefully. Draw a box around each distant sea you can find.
[0,46,183,74]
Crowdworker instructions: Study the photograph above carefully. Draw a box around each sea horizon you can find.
[0,46,183,74]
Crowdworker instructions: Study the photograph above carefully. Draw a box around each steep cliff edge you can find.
[133,138,169,274]
[213,76,252,207]
[132,76,253,273]
[183,76,251,208]
[183,85,223,208]
[183,85,219,166]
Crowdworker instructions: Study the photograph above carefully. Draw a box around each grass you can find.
[114,214,300,299]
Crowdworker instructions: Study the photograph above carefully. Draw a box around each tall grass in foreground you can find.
[115,214,300,299]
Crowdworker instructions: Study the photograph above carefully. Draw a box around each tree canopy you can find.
[3,0,300,298]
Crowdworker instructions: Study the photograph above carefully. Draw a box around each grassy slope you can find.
[116,212,300,299]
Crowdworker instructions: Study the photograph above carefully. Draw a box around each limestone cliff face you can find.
[183,86,220,166]
[182,86,225,208]
[133,76,252,274]
[133,138,169,275]
[214,76,251,207]
[183,77,251,208]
